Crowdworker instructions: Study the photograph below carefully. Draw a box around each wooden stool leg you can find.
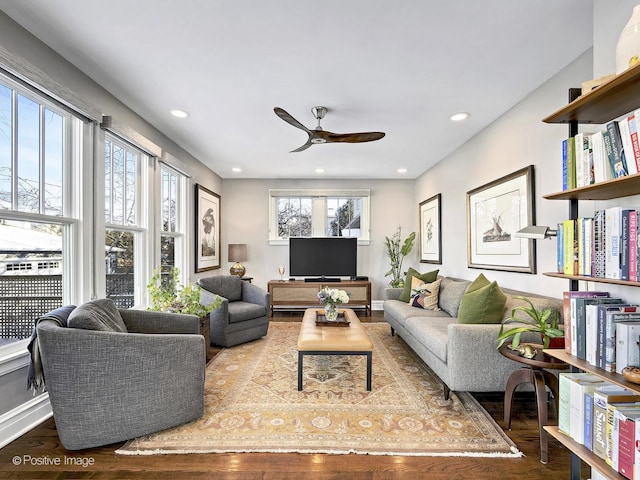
[504,368,534,429]
[366,352,372,391]
[533,370,549,464]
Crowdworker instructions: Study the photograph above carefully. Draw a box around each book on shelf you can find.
[562,136,576,190]
[591,130,614,184]
[594,209,606,278]
[592,386,640,462]
[605,206,622,280]
[604,307,640,373]
[563,219,578,276]
[612,406,640,473]
[616,321,640,375]
[558,372,605,439]
[602,129,620,180]
[606,120,629,178]
[556,222,564,273]
[585,391,595,451]
[586,298,626,366]
[618,116,638,175]
[596,303,631,370]
[563,291,609,357]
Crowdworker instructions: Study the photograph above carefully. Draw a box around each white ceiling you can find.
[0,1,593,179]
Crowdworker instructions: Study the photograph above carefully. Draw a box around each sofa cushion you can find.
[385,299,451,323]
[457,273,507,324]
[228,301,267,324]
[198,275,242,301]
[68,298,127,332]
[409,277,441,310]
[403,316,453,363]
[398,267,439,303]
[438,277,472,317]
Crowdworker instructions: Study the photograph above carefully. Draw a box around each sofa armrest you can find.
[383,288,403,301]
[201,288,229,325]
[242,281,270,309]
[120,309,201,334]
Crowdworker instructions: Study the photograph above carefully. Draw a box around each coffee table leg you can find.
[366,352,372,391]
[298,351,303,391]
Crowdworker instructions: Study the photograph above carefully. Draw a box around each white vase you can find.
[616,4,640,74]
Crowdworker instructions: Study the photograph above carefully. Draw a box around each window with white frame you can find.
[0,74,82,346]
[269,189,370,245]
[104,134,149,308]
[159,165,186,276]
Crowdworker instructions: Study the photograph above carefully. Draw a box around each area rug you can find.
[117,322,521,457]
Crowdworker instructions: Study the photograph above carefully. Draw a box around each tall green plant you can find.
[384,226,416,287]
[147,266,220,317]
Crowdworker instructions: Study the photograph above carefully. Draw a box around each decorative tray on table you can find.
[315,310,350,327]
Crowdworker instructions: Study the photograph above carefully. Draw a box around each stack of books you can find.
[559,380,640,479]
[561,111,640,190]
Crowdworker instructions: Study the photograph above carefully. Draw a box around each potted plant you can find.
[147,266,221,317]
[496,296,564,350]
[384,226,416,288]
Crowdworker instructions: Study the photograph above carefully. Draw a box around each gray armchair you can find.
[198,275,270,347]
[35,300,205,450]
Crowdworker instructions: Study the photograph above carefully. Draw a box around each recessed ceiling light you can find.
[170,109,190,118]
[315,168,325,174]
[397,168,407,174]
[232,167,242,173]
[450,112,470,122]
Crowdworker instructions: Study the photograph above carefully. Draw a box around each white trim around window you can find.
[268,188,370,246]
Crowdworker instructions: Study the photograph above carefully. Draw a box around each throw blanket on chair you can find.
[27,305,76,394]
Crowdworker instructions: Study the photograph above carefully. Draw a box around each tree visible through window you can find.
[277,197,312,237]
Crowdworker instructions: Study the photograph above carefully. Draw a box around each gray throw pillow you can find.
[68,298,128,332]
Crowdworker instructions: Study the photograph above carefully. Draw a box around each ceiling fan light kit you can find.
[274,106,385,152]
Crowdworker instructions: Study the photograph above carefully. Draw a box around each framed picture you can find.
[419,193,441,264]
[466,165,536,273]
[195,184,221,272]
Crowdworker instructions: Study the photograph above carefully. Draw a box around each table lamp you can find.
[228,244,247,277]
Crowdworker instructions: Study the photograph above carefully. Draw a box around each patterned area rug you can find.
[117,322,520,457]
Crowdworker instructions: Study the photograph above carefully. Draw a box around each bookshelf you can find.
[543,63,640,480]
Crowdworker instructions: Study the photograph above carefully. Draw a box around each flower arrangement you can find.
[317,287,350,321]
[317,287,350,307]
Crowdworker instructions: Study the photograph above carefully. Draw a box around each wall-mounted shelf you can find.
[543,272,640,287]
[543,62,640,124]
[543,173,640,201]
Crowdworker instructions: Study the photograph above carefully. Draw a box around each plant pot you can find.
[546,336,565,349]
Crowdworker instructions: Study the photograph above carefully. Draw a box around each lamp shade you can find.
[228,244,247,262]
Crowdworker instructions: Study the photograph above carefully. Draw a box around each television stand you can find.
[268,279,371,316]
[304,277,341,282]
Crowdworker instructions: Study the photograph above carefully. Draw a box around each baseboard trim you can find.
[0,393,52,449]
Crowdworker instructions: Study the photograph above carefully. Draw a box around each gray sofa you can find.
[383,276,563,399]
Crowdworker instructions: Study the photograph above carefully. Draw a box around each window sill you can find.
[268,238,370,246]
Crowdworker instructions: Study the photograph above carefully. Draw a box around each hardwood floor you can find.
[0,312,589,479]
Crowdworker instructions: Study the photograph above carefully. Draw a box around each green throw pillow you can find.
[456,273,507,324]
[398,267,439,303]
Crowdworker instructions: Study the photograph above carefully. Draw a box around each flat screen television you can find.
[289,237,357,279]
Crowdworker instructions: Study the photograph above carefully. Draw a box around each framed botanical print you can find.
[466,165,536,273]
[419,193,441,264]
[195,184,221,272]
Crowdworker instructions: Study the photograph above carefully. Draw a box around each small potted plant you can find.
[147,266,221,317]
[496,296,564,351]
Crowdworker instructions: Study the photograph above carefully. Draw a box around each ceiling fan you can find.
[274,106,385,152]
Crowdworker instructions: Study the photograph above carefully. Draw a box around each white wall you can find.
[221,178,414,300]
[413,50,593,297]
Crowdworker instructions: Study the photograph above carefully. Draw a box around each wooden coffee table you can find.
[297,308,373,391]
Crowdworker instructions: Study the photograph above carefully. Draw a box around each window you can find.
[269,189,370,245]
[159,165,186,277]
[0,75,81,346]
[104,135,148,308]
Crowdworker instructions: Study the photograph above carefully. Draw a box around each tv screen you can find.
[289,237,357,278]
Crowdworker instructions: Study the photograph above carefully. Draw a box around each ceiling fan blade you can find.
[274,107,311,133]
[324,131,386,143]
[290,137,314,152]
